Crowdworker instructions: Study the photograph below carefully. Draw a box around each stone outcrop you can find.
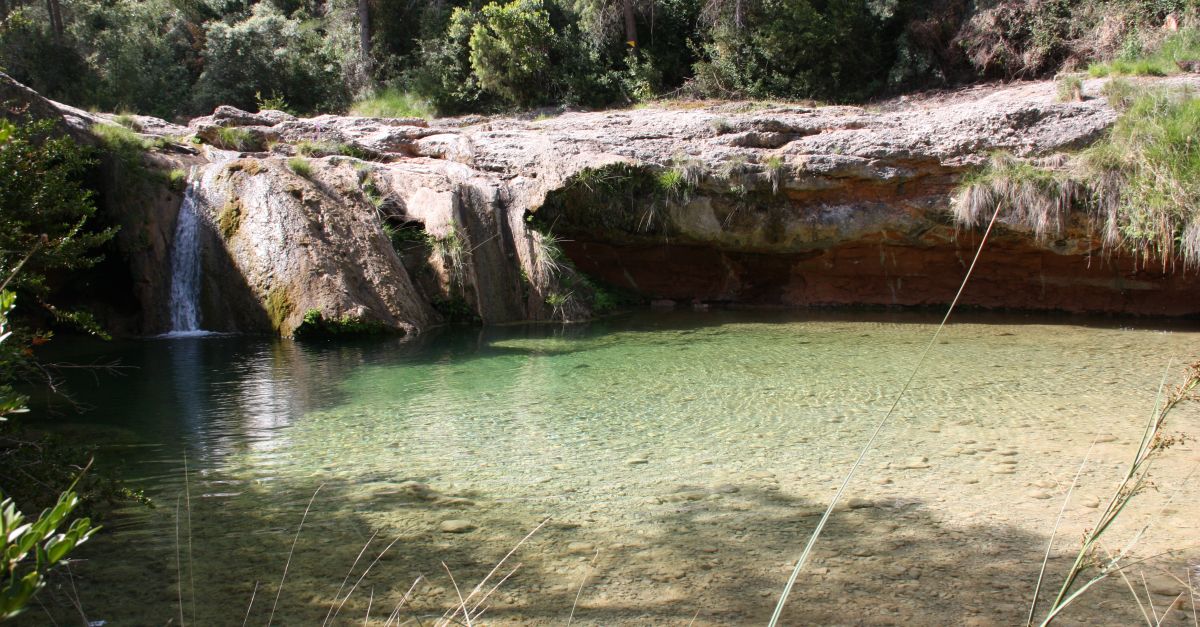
[6,71,1199,336]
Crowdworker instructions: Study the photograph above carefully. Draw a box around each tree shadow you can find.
[27,473,1186,626]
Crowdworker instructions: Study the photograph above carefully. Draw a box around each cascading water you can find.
[166,179,205,335]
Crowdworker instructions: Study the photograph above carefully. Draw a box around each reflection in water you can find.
[24,311,1200,626]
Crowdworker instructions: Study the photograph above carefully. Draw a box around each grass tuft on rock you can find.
[287,157,312,178]
[1087,27,1200,78]
[1056,74,1084,102]
[349,88,433,120]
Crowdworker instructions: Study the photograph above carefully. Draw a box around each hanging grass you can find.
[955,85,1200,270]
[953,153,1081,241]
[1081,88,1200,269]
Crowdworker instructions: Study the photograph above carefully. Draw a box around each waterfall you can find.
[166,181,205,335]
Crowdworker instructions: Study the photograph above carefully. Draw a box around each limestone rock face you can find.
[7,70,1200,335]
[187,158,437,334]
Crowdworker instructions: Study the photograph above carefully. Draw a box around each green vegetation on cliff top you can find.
[2,0,1197,119]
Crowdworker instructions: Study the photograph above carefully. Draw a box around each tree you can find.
[468,0,556,107]
[358,0,372,76]
[622,0,636,47]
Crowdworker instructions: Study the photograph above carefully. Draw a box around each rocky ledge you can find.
[6,73,1199,336]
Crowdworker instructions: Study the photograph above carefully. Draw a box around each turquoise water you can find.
[21,311,1200,625]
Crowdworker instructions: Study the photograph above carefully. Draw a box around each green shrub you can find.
[690,0,905,102]
[255,90,290,113]
[1,486,98,621]
[429,223,468,290]
[293,309,392,338]
[1082,88,1200,268]
[1101,78,1138,110]
[296,140,373,160]
[953,153,1080,241]
[955,86,1200,269]
[92,122,149,152]
[165,168,187,191]
[407,8,494,115]
[765,155,786,194]
[2,119,115,334]
[656,168,690,204]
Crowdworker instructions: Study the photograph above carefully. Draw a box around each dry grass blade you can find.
[242,581,259,627]
[1159,593,1186,627]
[323,530,381,627]
[768,195,1006,627]
[364,586,374,625]
[442,561,472,627]
[1100,543,1153,627]
[269,483,324,625]
[436,519,549,626]
[463,518,548,607]
[566,549,600,626]
[62,562,89,627]
[1143,572,1161,625]
[184,453,196,626]
[330,534,405,623]
[1037,361,1200,626]
[1188,566,1197,627]
[463,563,522,624]
[175,495,185,627]
[382,576,423,627]
[1028,440,1096,626]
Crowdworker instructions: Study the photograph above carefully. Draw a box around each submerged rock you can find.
[439,519,477,533]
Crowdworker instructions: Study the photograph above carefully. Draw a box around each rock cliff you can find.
[6,72,1198,336]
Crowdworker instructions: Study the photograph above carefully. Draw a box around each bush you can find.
[1056,74,1084,102]
[192,3,348,115]
[690,0,907,102]
[407,7,495,115]
[0,486,97,621]
[955,86,1200,270]
[1082,87,1200,268]
[215,127,254,151]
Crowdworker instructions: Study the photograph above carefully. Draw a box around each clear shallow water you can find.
[22,311,1200,626]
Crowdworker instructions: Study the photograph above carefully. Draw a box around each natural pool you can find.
[23,311,1200,626]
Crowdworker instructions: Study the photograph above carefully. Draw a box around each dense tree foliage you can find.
[0,117,114,333]
[0,0,1195,116]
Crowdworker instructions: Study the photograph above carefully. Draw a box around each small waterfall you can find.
[166,181,205,335]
